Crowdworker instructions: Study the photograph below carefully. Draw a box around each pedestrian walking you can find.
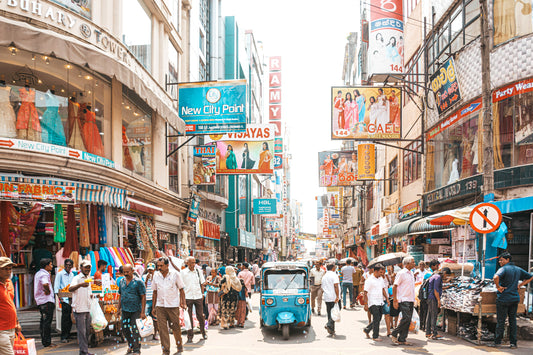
[93,259,107,286]
[118,264,146,355]
[68,260,94,355]
[340,259,356,308]
[322,263,340,336]
[252,260,261,292]
[391,256,416,346]
[361,265,374,324]
[414,261,431,331]
[181,256,207,342]
[383,265,395,336]
[152,257,186,355]
[34,258,56,348]
[490,252,533,349]
[238,262,255,297]
[425,261,451,340]
[205,268,221,325]
[53,258,75,343]
[219,266,241,329]
[363,263,389,341]
[142,262,158,341]
[353,263,363,305]
[0,257,21,355]
[310,260,325,315]
[235,278,247,327]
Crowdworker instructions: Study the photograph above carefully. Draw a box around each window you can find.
[167,125,179,193]
[403,140,422,186]
[122,0,152,72]
[389,157,398,194]
[199,30,205,55]
[199,59,207,81]
[493,0,533,45]
[167,41,179,100]
[169,0,180,32]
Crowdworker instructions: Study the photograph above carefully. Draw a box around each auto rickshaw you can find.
[260,261,311,340]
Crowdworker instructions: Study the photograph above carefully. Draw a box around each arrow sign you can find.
[0,139,14,148]
[69,150,80,158]
[469,203,502,234]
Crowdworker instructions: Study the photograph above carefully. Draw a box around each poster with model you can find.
[193,145,216,185]
[318,150,358,187]
[205,124,275,175]
[331,86,402,140]
[368,0,404,75]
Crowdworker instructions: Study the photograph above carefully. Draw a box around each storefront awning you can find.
[388,217,423,238]
[408,218,456,235]
[127,197,163,216]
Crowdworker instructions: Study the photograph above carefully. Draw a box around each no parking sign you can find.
[469,203,502,234]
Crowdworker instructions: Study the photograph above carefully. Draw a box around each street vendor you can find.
[93,260,107,286]
[69,260,93,355]
[53,259,75,343]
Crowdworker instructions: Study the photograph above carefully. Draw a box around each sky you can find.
[222,0,360,234]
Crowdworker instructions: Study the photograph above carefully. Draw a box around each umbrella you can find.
[327,258,338,265]
[339,257,356,264]
[426,205,476,226]
[367,252,408,268]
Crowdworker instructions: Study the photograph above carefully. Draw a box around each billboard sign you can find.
[178,80,247,135]
[358,144,376,180]
[253,198,277,215]
[0,181,76,203]
[187,193,201,223]
[239,229,256,249]
[318,150,358,187]
[331,87,401,140]
[265,218,281,232]
[368,0,404,75]
[193,145,216,185]
[430,57,461,114]
[206,124,275,175]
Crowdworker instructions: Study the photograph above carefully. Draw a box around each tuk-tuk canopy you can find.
[262,261,309,270]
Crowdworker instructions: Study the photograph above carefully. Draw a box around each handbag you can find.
[206,285,220,293]
[136,316,154,338]
[13,333,37,355]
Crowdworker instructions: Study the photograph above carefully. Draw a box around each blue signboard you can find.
[253,198,277,215]
[239,229,257,249]
[178,80,247,135]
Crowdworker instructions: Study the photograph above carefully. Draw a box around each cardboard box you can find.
[424,244,440,254]
[447,314,458,335]
[473,303,526,314]
[480,291,497,305]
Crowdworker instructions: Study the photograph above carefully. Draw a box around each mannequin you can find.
[68,93,86,151]
[448,155,460,185]
[41,87,66,146]
[16,80,41,141]
[81,103,104,156]
[0,74,17,138]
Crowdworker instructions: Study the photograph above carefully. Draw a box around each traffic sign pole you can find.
[469,203,502,280]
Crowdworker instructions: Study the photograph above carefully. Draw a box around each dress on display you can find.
[16,87,41,141]
[81,108,104,156]
[41,90,66,146]
[0,86,17,138]
[68,99,86,151]
[122,125,134,171]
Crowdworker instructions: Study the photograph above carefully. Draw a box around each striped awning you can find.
[0,175,128,209]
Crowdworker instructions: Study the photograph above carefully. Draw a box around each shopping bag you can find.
[356,292,365,306]
[13,333,37,355]
[409,309,420,333]
[246,297,253,313]
[89,298,108,331]
[331,304,341,322]
[180,308,192,331]
[136,316,154,338]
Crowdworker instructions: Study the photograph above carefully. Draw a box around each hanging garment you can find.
[89,204,99,245]
[79,204,90,248]
[0,86,17,138]
[63,205,79,257]
[41,91,66,146]
[68,100,86,151]
[16,87,41,141]
[98,205,107,244]
[122,125,134,171]
[81,109,104,156]
[54,205,66,243]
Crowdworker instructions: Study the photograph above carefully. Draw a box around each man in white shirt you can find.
[181,256,206,343]
[321,263,340,336]
[363,263,389,341]
[34,259,56,348]
[68,260,93,355]
[153,257,186,355]
[53,259,75,343]
[391,256,416,345]
[310,261,326,315]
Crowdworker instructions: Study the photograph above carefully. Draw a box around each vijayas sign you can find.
[178,80,247,135]
[253,198,277,215]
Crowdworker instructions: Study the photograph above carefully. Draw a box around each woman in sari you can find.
[225,145,237,170]
[235,278,248,328]
[206,268,221,325]
[258,142,272,171]
[219,266,242,329]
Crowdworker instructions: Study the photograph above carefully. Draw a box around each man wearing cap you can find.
[69,260,94,355]
[142,263,158,340]
[0,257,21,355]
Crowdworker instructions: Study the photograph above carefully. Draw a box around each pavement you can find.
[32,293,533,355]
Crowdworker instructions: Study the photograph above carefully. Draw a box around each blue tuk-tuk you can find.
[260,261,311,340]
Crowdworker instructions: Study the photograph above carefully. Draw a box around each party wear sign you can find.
[178,80,247,135]
[318,150,358,187]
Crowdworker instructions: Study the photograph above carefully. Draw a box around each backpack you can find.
[418,277,431,302]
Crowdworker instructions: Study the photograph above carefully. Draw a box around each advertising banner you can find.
[0,181,76,203]
[253,198,277,215]
[273,154,283,169]
[193,145,216,185]
[51,0,92,19]
[368,0,404,75]
[318,150,358,187]
[178,80,247,135]
[430,58,461,114]
[265,218,281,233]
[187,193,201,223]
[297,233,316,241]
[206,124,275,175]
[358,144,376,180]
[331,87,401,140]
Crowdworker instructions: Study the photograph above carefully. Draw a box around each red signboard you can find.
[269,56,281,71]
[269,88,281,104]
[269,72,281,87]
[427,98,482,140]
[493,78,533,102]
[370,0,403,22]
[269,104,281,120]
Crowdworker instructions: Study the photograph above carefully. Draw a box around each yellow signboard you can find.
[358,144,375,180]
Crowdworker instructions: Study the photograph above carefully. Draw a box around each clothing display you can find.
[68,99,86,151]
[79,204,90,248]
[81,108,104,156]
[41,90,66,146]
[53,205,66,243]
[0,85,17,138]
[122,125,134,171]
[16,87,41,141]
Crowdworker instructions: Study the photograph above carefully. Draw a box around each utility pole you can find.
[480,0,494,197]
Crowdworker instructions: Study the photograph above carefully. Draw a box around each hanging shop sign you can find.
[239,229,256,249]
[193,145,216,185]
[265,218,281,232]
[425,174,482,206]
[430,57,461,114]
[206,124,275,175]
[273,154,283,169]
[297,233,316,241]
[0,181,76,203]
[368,0,404,75]
[358,144,376,180]
[398,200,422,221]
[427,98,482,140]
[0,138,115,168]
[196,218,220,241]
[318,150,358,187]
[331,87,402,140]
[178,80,247,135]
[253,198,277,215]
[269,56,282,137]
[187,193,201,223]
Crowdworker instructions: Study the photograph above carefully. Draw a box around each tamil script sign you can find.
[318,150,358,187]
[178,80,247,135]
[430,57,461,114]
[0,181,76,203]
[253,198,277,215]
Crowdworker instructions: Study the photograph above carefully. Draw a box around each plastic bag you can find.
[13,333,36,355]
[136,316,154,338]
[246,297,253,313]
[331,304,341,322]
[89,298,108,331]
[181,308,192,331]
[398,308,420,333]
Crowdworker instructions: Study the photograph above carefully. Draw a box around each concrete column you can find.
[152,113,168,188]
[111,78,123,167]
[151,18,160,78]
[91,0,101,27]
[159,20,167,84]
[113,0,123,38]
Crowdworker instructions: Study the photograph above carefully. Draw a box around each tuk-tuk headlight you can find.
[296,297,305,305]
[266,298,274,305]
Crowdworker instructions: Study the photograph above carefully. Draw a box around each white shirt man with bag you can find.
[181,256,206,343]
[321,263,340,336]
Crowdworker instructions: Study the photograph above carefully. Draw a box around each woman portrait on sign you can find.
[258,142,272,171]
[225,144,237,169]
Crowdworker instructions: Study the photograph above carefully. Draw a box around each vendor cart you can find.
[89,287,123,346]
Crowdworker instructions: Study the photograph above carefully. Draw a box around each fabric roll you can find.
[63,205,79,257]
[54,205,66,243]
[79,204,90,248]
[89,205,99,245]
[98,205,107,244]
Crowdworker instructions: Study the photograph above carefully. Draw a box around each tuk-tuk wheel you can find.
[282,324,290,340]
[260,318,264,328]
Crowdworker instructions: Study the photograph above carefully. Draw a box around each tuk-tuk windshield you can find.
[264,269,307,290]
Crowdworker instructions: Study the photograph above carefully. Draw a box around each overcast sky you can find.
[222,0,360,234]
